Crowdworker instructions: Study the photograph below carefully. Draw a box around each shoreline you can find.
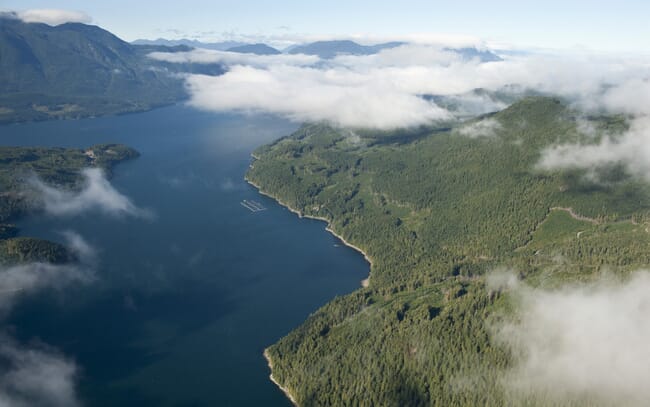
[248,159,374,406]
[245,177,374,277]
[264,349,299,406]
[0,100,183,127]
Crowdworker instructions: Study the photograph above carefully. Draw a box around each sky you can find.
[2,0,650,53]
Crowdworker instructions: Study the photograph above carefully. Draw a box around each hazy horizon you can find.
[2,1,650,54]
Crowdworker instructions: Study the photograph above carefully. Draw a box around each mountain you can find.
[446,47,502,62]
[131,44,194,54]
[226,43,281,55]
[0,16,199,123]
[248,97,643,405]
[288,40,404,59]
[132,38,246,51]
[288,40,501,62]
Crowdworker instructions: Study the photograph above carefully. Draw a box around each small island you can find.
[0,143,139,264]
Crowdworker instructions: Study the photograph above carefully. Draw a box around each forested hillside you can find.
[0,16,194,123]
[247,97,650,406]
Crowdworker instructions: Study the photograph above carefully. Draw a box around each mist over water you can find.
[0,106,369,406]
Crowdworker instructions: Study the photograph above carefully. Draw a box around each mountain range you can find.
[131,37,502,61]
[0,17,502,125]
[132,38,247,51]
[0,16,209,123]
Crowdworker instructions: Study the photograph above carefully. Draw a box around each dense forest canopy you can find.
[248,97,650,406]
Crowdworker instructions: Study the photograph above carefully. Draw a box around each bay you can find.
[0,106,369,406]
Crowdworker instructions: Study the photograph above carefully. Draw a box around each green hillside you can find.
[0,16,193,123]
[247,97,649,406]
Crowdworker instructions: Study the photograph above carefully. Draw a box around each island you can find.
[0,143,139,264]
[247,97,650,406]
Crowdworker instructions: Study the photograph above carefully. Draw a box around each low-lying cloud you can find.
[158,39,650,132]
[149,48,318,67]
[16,9,91,26]
[538,115,650,181]
[0,232,95,314]
[0,232,96,406]
[495,271,650,406]
[186,65,452,129]
[457,118,502,138]
[0,336,79,407]
[28,168,151,218]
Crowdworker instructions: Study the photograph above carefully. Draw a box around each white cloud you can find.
[534,75,650,181]
[0,336,79,407]
[59,231,97,265]
[538,116,650,180]
[186,66,451,129]
[0,233,92,407]
[168,39,650,130]
[28,168,152,218]
[601,78,650,116]
[147,29,650,143]
[497,271,650,406]
[0,229,96,407]
[149,48,318,67]
[331,44,465,68]
[17,9,91,26]
[457,118,502,138]
[0,260,94,314]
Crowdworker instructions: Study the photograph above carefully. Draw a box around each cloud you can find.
[0,263,92,314]
[0,232,97,405]
[538,116,650,180]
[0,336,79,407]
[150,31,650,169]
[16,9,91,26]
[149,48,318,67]
[534,75,650,181]
[186,66,451,129]
[457,118,502,138]
[166,37,650,130]
[59,231,97,265]
[601,78,650,116]
[496,271,650,406]
[0,229,95,407]
[28,168,151,218]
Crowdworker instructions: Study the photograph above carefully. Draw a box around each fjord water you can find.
[1,106,369,406]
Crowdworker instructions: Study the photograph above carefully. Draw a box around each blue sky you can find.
[2,0,650,52]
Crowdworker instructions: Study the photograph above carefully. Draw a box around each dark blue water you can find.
[0,106,368,406]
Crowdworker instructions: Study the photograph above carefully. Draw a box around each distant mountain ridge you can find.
[288,40,405,59]
[132,38,247,51]
[0,17,221,123]
[289,40,502,61]
[132,38,501,62]
[226,43,281,55]
[446,47,502,62]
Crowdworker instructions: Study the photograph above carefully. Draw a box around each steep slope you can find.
[247,97,648,406]
[0,16,188,123]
